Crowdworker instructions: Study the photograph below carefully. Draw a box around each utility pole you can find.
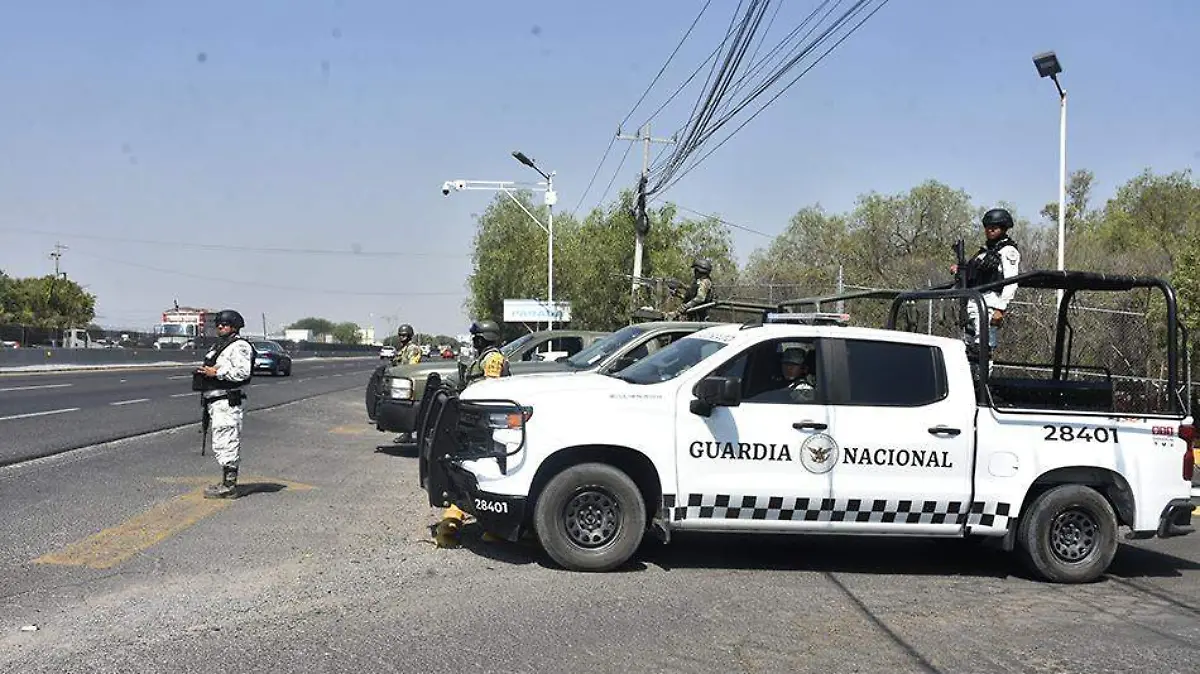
[262,313,268,339]
[617,123,675,303]
[49,242,68,277]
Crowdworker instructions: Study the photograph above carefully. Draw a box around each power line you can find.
[654,0,892,196]
[70,251,463,297]
[594,138,635,211]
[572,0,713,213]
[673,204,775,238]
[1,226,469,258]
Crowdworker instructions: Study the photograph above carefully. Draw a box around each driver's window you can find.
[712,338,819,404]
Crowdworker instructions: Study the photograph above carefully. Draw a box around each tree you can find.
[288,317,336,335]
[330,321,362,344]
[741,205,849,301]
[5,275,96,328]
[1040,168,1098,233]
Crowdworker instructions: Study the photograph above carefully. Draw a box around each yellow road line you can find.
[34,488,233,569]
[34,476,315,569]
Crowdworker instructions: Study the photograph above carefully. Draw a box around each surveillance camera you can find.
[441,181,452,196]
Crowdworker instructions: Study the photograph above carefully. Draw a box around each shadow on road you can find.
[455,529,1200,580]
[234,482,289,498]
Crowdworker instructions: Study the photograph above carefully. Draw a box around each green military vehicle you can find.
[367,328,608,437]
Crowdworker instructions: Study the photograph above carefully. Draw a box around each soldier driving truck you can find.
[417,269,1196,582]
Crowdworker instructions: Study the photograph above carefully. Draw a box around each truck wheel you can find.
[365,365,386,420]
[533,463,646,572]
[1016,484,1118,584]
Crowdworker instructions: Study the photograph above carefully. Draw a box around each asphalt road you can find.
[0,358,382,466]
[1,387,1197,673]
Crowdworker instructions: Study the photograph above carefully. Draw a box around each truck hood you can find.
[508,361,577,376]
[386,360,461,380]
[462,371,636,401]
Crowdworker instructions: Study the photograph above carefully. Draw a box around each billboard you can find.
[502,299,572,323]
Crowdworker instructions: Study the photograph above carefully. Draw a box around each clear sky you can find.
[2,1,1197,337]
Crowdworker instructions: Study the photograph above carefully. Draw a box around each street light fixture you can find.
[441,154,559,330]
[1033,50,1067,307]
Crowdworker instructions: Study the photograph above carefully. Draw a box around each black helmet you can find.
[215,309,244,329]
[982,208,1014,230]
[470,319,502,343]
[692,258,713,274]
[397,324,414,339]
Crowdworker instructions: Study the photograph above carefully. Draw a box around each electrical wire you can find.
[594,138,635,211]
[70,251,463,297]
[673,204,775,238]
[0,226,469,258]
[571,0,714,213]
[653,0,891,197]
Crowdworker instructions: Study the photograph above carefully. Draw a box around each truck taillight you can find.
[1182,424,1195,481]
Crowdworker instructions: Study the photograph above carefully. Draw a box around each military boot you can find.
[204,466,239,499]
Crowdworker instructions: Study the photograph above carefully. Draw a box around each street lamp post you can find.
[1034,50,1067,308]
[441,154,558,331]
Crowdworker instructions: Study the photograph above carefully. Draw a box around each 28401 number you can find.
[474,498,509,514]
[1043,425,1120,443]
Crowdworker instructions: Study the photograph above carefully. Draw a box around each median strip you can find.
[0,407,80,422]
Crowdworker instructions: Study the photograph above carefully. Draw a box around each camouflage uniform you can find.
[436,319,509,547]
[395,342,422,365]
[668,258,715,320]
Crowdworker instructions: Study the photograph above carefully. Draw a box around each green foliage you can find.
[0,272,95,327]
[288,317,336,334]
[330,321,362,345]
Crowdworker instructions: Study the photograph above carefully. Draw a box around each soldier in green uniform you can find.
[666,258,715,320]
[435,319,511,548]
[392,324,422,365]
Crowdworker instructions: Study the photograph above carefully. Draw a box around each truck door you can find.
[824,337,975,535]
[673,336,835,531]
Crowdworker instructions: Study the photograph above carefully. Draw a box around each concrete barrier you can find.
[0,347,377,371]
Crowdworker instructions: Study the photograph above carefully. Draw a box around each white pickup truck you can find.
[418,271,1197,583]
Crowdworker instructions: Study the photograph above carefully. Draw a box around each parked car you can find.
[251,340,293,376]
[367,329,609,435]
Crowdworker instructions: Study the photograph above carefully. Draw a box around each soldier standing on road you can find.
[951,208,1021,353]
[392,324,422,366]
[196,309,253,499]
[666,258,715,321]
[389,323,424,444]
[435,319,511,548]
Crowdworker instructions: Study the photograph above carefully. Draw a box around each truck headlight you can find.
[387,377,414,400]
[486,407,533,430]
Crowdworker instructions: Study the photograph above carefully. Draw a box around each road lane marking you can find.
[167,375,191,380]
[170,392,194,398]
[119,379,128,383]
[110,398,150,406]
[330,424,367,435]
[34,476,316,569]
[0,383,74,393]
[0,407,80,422]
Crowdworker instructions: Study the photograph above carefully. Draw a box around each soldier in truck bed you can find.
[665,258,715,321]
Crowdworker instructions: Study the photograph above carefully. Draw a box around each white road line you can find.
[110,398,150,406]
[170,392,194,398]
[167,375,191,380]
[0,407,80,422]
[0,383,74,393]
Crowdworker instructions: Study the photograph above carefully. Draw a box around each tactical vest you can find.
[461,346,505,387]
[198,336,253,391]
[965,237,1017,288]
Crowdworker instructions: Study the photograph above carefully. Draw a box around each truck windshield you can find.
[566,325,646,369]
[500,333,537,357]
[614,337,727,385]
[159,324,192,337]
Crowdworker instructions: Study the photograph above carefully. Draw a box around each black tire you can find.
[1016,484,1118,584]
[366,365,387,420]
[533,463,646,572]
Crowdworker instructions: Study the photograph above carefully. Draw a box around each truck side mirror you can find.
[690,376,741,416]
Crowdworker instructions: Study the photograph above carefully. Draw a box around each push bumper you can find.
[375,398,418,434]
[436,464,527,542]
